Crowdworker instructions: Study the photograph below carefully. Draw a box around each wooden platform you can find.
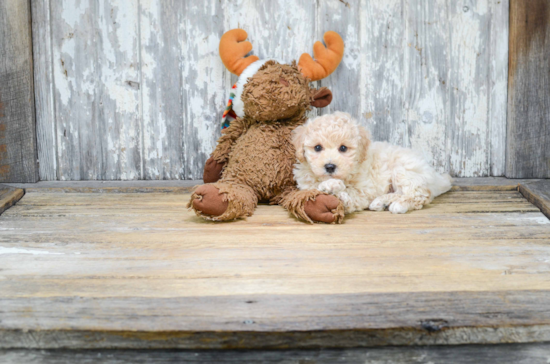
[1,180,550,350]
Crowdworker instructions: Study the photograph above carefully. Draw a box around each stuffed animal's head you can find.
[219,29,344,122]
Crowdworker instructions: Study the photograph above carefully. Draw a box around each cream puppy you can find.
[292,112,452,215]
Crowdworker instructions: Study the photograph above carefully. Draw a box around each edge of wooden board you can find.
[3,291,550,349]
[3,343,550,363]
[0,185,24,215]
[519,180,550,219]
[3,325,550,350]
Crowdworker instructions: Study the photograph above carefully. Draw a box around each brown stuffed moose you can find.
[188,29,345,223]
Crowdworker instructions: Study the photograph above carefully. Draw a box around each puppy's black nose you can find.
[325,163,336,174]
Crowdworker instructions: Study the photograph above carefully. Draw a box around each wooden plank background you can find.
[31,0,510,180]
[0,0,38,183]
[506,0,550,178]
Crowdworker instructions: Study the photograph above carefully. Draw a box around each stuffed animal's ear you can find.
[357,125,371,163]
[311,87,332,108]
[299,31,344,81]
[292,124,308,163]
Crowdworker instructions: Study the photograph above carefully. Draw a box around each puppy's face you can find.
[293,112,370,181]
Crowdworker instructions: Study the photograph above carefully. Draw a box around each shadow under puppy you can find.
[292,112,452,222]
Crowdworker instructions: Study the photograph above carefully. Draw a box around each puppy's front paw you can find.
[337,191,352,206]
[389,201,409,214]
[318,179,346,195]
[369,198,386,212]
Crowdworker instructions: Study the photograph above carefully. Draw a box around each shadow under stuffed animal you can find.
[188,29,345,223]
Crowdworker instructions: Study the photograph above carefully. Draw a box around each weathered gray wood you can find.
[31,0,57,181]
[0,0,38,182]
[519,180,550,220]
[359,0,408,162]
[451,177,543,191]
[32,0,510,180]
[50,0,142,180]
[223,1,317,67]
[489,0,509,177]
[4,177,545,193]
[2,292,550,349]
[5,180,200,193]
[506,0,550,178]
[140,1,186,180]
[181,1,228,180]
[3,343,550,364]
[447,1,490,177]
[0,188,549,349]
[317,0,360,121]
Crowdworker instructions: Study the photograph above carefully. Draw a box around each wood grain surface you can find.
[0,185,24,216]
[520,180,550,220]
[0,0,38,182]
[0,189,549,349]
[506,0,550,178]
[3,343,550,364]
[31,0,510,180]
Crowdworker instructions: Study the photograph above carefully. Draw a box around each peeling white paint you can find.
[34,0,509,180]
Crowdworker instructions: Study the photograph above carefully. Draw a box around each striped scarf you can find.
[221,83,238,129]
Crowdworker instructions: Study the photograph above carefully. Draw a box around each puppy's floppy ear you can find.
[357,125,371,163]
[292,124,308,163]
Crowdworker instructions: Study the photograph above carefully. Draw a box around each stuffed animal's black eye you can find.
[314,145,322,152]
[339,145,348,152]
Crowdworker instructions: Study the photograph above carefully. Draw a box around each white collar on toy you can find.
[222,59,284,129]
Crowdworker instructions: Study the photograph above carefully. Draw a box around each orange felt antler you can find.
[219,29,260,76]
[298,31,344,81]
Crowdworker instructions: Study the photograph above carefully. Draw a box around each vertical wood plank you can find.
[399,0,450,173]
[447,0,491,177]
[31,0,57,181]
[318,0,361,119]
[52,0,141,180]
[0,0,38,182]
[181,1,227,180]
[140,0,185,179]
[359,0,407,148]
[488,0,509,177]
[506,0,550,178]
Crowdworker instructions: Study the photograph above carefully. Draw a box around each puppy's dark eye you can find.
[339,145,348,152]
[314,145,322,152]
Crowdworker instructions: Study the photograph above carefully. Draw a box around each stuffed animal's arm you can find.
[203,119,248,183]
[210,118,248,163]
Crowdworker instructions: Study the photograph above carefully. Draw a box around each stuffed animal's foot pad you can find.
[191,185,228,217]
[304,194,344,224]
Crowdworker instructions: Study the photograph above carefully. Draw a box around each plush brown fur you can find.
[188,61,343,222]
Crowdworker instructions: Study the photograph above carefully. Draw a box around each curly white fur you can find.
[292,112,453,214]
